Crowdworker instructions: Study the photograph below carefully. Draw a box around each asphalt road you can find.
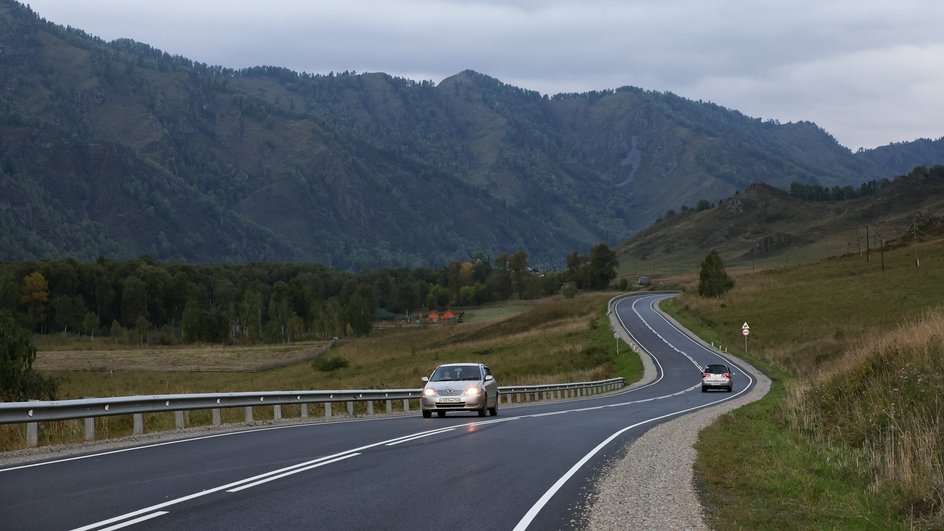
[0,293,755,530]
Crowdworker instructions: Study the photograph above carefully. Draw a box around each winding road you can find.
[0,293,756,530]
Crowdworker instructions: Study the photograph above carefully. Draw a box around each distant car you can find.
[421,363,498,418]
[701,363,734,392]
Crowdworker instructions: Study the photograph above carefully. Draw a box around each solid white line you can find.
[528,411,568,418]
[470,417,519,426]
[385,427,455,446]
[226,454,360,492]
[95,511,168,531]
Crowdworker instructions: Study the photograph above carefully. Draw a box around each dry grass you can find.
[34,341,334,372]
[786,309,944,527]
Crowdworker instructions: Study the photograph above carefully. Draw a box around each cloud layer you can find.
[24,0,944,149]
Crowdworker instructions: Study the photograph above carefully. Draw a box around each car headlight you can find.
[464,386,482,396]
[423,388,437,397]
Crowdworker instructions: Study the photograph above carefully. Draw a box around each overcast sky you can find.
[23,0,944,150]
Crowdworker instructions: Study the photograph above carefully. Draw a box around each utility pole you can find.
[865,225,870,261]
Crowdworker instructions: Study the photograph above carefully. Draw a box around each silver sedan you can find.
[421,363,499,418]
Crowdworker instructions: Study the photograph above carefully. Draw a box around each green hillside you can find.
[618,165,944,280]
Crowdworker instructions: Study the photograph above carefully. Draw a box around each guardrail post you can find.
[385,400,392,414]
[366,401,374,415]
[325,402,332,418]
[212,408,221,426]
[402,399,410,412]
[347,401,354,416]
[274,405,282,422]
[27,422,38,448]
[301,404,309,418]
[175,411,185,430]
[245,406,253,423]
[84,418,95,442]
[133,413,144,435]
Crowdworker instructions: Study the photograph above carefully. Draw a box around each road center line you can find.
[385,427,455,445]
[226,453,361,492]
[96,511,168,531]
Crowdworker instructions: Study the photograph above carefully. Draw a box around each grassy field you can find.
[665,238,944,530]
[1,292,641,451]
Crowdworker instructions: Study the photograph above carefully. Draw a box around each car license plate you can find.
[439,397,461,403]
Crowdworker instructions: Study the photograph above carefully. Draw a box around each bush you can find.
[311,355,350,372]
[0,311,57,400]
[561,282,578,299]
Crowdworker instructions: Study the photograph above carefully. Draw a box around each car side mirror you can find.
[484,375,494,382]
[421,376,429,382]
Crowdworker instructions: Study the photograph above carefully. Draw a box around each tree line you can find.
[788,178,891,202]
[0,244,619,347]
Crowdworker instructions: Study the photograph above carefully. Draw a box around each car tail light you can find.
[702,373,710,378]
[723,373,731,378]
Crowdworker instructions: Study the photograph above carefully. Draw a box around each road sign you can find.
[741,322,750,330]
[742,328,749,336]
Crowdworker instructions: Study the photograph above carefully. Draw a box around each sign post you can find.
[741,322,750,353]
[614,332,620,356]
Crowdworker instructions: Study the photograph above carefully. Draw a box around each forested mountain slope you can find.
[1,1,942,269]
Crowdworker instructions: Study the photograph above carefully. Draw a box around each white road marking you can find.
[385,427,455,445]
[95,512,168,531]
[69,425,478,530]
[226,453,361,492]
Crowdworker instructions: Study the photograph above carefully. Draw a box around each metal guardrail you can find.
[0,378,624,448]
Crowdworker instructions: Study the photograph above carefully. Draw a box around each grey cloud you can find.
[22,0,944,148]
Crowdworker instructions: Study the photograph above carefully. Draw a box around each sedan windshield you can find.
[432,365,481,381]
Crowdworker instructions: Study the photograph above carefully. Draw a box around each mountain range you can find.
[2,0,943,270]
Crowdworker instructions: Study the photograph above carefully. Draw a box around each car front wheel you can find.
[422,409,432,418]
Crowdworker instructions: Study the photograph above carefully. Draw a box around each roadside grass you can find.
[695,381,900,530]
[664,238,944,529]
[1,292,640,451]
